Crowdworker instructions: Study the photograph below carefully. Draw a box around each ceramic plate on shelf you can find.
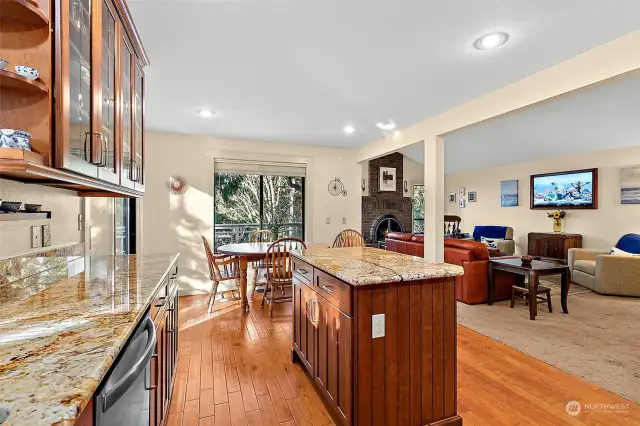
[0,129,32,151]
[14,65,39,81]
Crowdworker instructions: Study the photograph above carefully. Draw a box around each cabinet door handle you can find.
[297,268,309,275]
[312,300,318,323]
[144,354,158,390]
[321,285,336,294]
[92,133,102,165]
[83,132,92,161]
[100,134,108,167]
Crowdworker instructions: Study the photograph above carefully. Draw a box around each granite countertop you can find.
[292,247,463,285]
[0,253,180,426]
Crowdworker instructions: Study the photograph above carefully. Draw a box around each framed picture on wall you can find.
[500,180,518,207]
[620,166,640,204]
[379,167,396,191]
[449,192,456,203]
[468,191,477,202]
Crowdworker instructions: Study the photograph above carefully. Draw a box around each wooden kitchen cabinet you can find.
[0,0,148,196]
[54,0,148,192]
[150,268,179,426]
[292,255,461,426]
[293,277,317,374]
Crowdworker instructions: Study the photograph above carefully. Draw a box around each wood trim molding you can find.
[112,0,149,65]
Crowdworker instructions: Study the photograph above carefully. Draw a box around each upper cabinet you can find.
[0,0,149,197]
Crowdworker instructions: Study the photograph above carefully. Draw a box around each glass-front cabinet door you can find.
[96,0,119,184]
[120,36,135,189]
[56,0,98,177]
[133,63,145,191]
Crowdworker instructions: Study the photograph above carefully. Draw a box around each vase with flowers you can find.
[547,210,566,233]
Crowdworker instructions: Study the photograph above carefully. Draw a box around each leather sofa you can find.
[385,233,518,304]
[385,232,424,257]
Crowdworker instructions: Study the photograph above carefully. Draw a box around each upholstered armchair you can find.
[568,234,640,297]
[473,226,515,256]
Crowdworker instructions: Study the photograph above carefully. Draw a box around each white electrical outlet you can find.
[372,313,385,339]
[31,226,42,248]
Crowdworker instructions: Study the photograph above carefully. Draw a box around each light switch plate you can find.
[31,226,42,248]
[42,224,51,247]
[326,217,331,224]
[342,217,346,224]
[372,313,385,339]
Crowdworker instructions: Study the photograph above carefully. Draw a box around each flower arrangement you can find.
[547,210,566,232]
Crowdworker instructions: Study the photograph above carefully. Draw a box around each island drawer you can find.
[315,269,352,316]
[292,258,314,284]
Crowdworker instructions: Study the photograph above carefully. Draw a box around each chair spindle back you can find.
[332,229,366,248]
[266,238,307,282]
[249,229,274,243]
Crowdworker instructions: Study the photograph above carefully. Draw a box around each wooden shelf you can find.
[0,0,49,27]
[0,211,51,221]
[0,149,143,197]
[0,69,48,94]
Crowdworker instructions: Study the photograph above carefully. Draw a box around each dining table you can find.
[217,241,327,312]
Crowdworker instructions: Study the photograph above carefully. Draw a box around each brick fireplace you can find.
[362,153,412,243]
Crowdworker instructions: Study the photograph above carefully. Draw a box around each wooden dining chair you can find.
[262,238,307,317]
[332,229,366,248]
[249,229,274,297]
[201,235,240,312]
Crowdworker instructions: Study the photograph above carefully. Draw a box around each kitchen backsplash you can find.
[0,178,82,258]
[0,242,84,286]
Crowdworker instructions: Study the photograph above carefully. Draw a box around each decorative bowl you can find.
[24,204,42,212]
[521,255,533,265]
[0,201,23,213]
[0,59,7,70]
[14,65,39,81]
[0,129,31,150]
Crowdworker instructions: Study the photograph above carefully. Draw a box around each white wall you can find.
[0,179,82,259]
[403,156,424,198]
[142,131,361,295]
[445,145,640,253]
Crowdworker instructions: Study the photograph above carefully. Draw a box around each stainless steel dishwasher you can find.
[95,311,156,426]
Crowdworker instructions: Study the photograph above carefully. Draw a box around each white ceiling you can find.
[129,0,640,148]
[397,71,640,173]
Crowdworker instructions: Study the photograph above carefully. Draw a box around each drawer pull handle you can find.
[297,268,309,275]
[321,285,336,294]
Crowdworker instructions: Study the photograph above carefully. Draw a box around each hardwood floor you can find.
[170,293,640,426]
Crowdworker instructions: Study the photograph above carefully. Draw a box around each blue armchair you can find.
[473,225,515,255]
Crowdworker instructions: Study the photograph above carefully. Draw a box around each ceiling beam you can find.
[356,29,640,163]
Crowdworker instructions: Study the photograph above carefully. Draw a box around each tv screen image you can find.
[531,169,597,209]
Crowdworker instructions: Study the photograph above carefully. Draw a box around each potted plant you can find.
[547,210,566,233]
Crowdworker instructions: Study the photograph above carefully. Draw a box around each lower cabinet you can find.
[150,275,179,426]
[293,277,352,426]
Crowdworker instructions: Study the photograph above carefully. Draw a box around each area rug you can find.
[457,280,640,403]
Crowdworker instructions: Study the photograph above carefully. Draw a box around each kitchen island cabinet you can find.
[291,247,464,426]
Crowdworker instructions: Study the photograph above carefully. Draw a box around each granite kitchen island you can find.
[291,247,464,426]
[0,252,180,426]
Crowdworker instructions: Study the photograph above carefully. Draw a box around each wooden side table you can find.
[527,232,582,262]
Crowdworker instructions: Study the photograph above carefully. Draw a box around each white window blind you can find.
[214,158,306,177]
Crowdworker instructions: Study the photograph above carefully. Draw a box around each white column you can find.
[424,136,445,261]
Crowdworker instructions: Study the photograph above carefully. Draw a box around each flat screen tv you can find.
[530,168,598,210]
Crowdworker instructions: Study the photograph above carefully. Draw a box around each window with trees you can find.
[214,173,304,250]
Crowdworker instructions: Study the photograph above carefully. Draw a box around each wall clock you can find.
[328,177,347,196]
[167,175,190,195]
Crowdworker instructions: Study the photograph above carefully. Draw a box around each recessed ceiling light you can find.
[473,32,509,50]
[196,109,216,118]
[376,120,396,131]
[343,125,356,135]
